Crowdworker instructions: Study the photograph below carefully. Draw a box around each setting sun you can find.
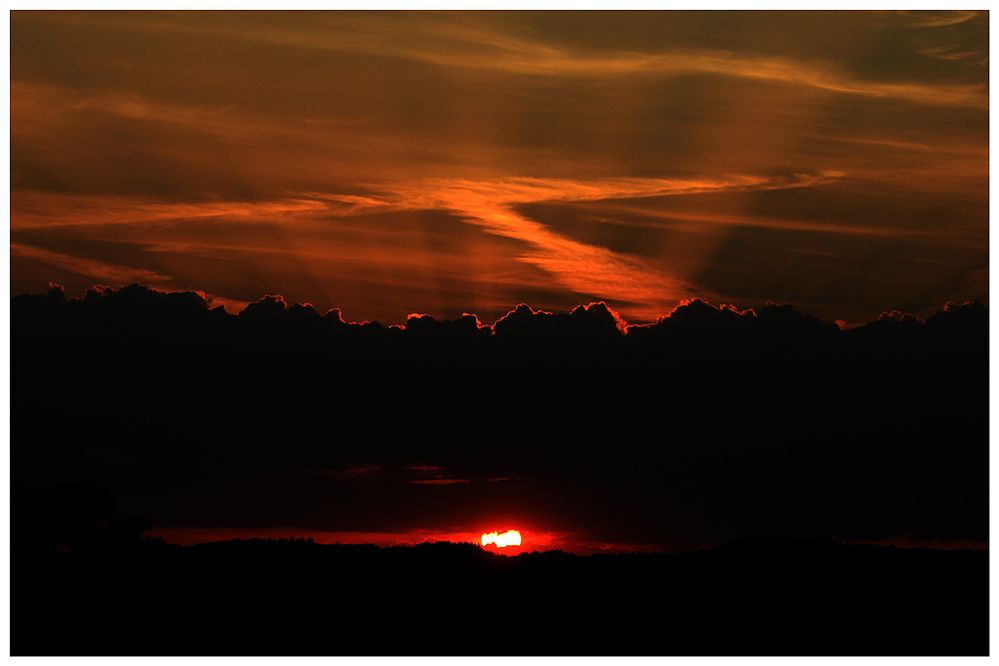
[480,530,522,548]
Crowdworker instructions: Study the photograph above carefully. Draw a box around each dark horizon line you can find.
[15,280,988,333]
[140,533,992,556]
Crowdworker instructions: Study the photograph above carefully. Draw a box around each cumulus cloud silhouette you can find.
[11,282,986,550]
[491,301,627,338]
[405,312,491,338]
[239,294,289,320]
[12,282,987,344]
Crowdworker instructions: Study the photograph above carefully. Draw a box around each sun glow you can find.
[480,530,522,548]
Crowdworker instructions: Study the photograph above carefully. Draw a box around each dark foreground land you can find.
[14,537,987,656]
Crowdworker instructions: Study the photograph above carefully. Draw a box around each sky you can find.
[10,10,989,325]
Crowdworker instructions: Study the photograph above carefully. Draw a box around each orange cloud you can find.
[343,172,846,319]
[11,188,329,230]
[11,242,173,286]
[9,12,986,324]
[11,242,250,313]
[12,171,845,322]
[582,201,953,238]
[64,12,984,108]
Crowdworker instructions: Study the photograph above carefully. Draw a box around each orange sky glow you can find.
[145,526,660,555]
[11,10,987,325]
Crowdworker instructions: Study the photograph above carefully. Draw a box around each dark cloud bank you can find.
[12,283,987,654]
[13,282,986,542]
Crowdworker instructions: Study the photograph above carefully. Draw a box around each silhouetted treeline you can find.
[13,480,151,557]
[12,528,988,655]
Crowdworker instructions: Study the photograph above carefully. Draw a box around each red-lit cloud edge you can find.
[41,281,980,333]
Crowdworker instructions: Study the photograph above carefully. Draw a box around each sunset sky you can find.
[11,10,988,324]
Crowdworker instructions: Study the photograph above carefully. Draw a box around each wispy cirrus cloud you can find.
[11,242,174,286]
[42,11,986,108]
[11,188,330,230]
[569,200,955,239]
[10,11,987,323]
[309,172,846,316]
[11,241,250,313]
[13,171,846,320]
